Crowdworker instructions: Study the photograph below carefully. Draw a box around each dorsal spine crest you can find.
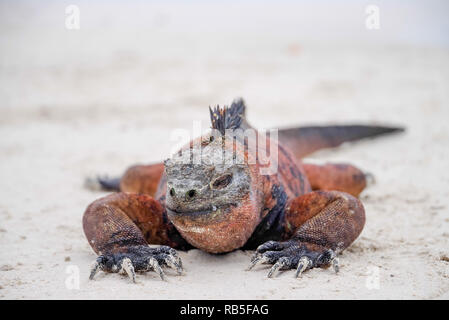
[209,98,246,135]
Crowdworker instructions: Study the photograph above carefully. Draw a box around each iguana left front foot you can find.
[247,240,339,278]
[247,190,364,278]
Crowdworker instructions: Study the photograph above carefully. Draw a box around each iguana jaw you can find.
[167,196,259,253]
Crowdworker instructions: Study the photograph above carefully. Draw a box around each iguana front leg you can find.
[247,191,365,277]
[83,192,188,282]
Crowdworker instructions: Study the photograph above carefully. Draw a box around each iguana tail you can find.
[84,176,121,192]
[84,163,165,194]
[278,124,404,158]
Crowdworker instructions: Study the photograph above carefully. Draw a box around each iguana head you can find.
[164,101,263,253]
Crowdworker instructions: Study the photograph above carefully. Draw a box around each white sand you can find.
[0,1,449,299]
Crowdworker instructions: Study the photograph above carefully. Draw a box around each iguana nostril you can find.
[169,188,175,197]
[186,189,197,199]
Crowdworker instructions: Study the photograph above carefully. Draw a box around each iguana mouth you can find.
[166,203,232,217]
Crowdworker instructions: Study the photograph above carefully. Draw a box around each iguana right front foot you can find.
[89,245,183,283]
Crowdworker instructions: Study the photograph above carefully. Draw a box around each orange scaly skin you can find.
[83,98,401,281]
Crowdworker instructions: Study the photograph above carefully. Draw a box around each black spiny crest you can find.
[209,98,246,135]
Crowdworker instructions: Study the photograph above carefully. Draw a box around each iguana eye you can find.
[211,174,232,189]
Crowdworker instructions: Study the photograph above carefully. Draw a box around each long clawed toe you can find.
[147,257,165,281]
[267,256,290,278]
[146,247,185,280]
[316,249,339,274]
[255,240,288,254]
[246,254,269,271]
[120,257,136,283]
[154,246,184,276]
[89,256,104,280]
[294,256,312,278]
[163,253,184,275]
[331,256,340,273]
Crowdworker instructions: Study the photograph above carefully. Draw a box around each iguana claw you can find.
[89,245,183,283]
[120,257,136,282]
[247,240,339,278]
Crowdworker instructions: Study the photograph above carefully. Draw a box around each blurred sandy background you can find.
[0,0,448,299]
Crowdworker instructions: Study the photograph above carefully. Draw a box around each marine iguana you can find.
[83,98,403,282]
